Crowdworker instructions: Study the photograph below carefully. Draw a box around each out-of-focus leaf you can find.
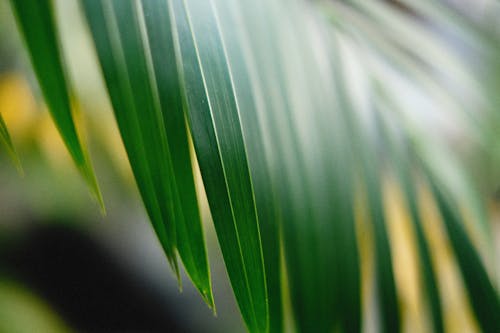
[0,112,21,172]
[0,279,71,333]
[398,168,444,333]
[238,1,364,331]
[364,167,401,333]
[217,1,363,331]
[170,0,267,331]
[325,0,495,241]
[330,34,399,332]
[377,110,444,333]
[9,0,101,206]
[357,143,401,333]
[211,0,283,330]
[352,130,401,333]
[427,176,500,333]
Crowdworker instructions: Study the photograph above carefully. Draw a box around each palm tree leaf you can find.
[7,0,500,332]
[427,175,500,333]
[9,0,101,206]
[324,4,499,331]
[356,135,401,333]
[224,1,366,330]
[169,0,267,330]
[81,0,213,306]
[82,1,210,286]
[80,0,183,278]
[397,166,445,333]
[364,166,401,333]
[377,110,444,333]
[211,0,283,330]
[0,113,21,172]
[140,0,213,307]
[329,34,399,332]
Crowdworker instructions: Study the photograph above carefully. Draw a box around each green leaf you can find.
[211,0,283,330]
[80,0,181,276]
[427,176,500,333]
[329,33,399,332]
[400,171,444,333]
[140,0,213,307]
[169,0,268,331]
[233,2,364,329]
[9,0,101,207]
[0,279,71,333]
[0,112,22,173]
[240,2,364,331]
[9,0,499,332]
[377,110,444,333]
[361,156,401,333]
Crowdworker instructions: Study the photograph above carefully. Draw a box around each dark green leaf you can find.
[10,0,101,206]
[377,108,444,333]
[427,176,500,333]
[170,0,267,330]
[79,4,214,305]
[329,34,399,333]
[361,162,401,333]
[141,0,213,307]
[81,0,180,275]
[211,0,283,329]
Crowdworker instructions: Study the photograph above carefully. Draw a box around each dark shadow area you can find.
[0,221,187,333]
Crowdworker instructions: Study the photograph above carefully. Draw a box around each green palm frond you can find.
[0,112,21,172]
[9,0,102,206]
[4,0,499,332]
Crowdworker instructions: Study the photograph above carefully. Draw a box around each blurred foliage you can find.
[0,278,71,333]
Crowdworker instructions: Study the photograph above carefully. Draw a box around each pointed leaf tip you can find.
[0,113,23,174]
[10,0,102,204]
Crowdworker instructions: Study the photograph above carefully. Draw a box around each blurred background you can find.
[0,0,499,332]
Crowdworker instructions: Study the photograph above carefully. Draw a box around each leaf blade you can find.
[80,0,180,273]
[170,0,268,330]
[140,0,213,307]
[427,176,500,333]
[0,112,22,172]
[9,0,101,206]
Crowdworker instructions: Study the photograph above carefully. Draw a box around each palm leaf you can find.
[426,171,500,333]
[9,0,102,206]
[4,0,499,332]
[80,0,214,307]
[0,112,21,172]
[378,111,445,333]
[170,0,267,330]
[331,40,399,332]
